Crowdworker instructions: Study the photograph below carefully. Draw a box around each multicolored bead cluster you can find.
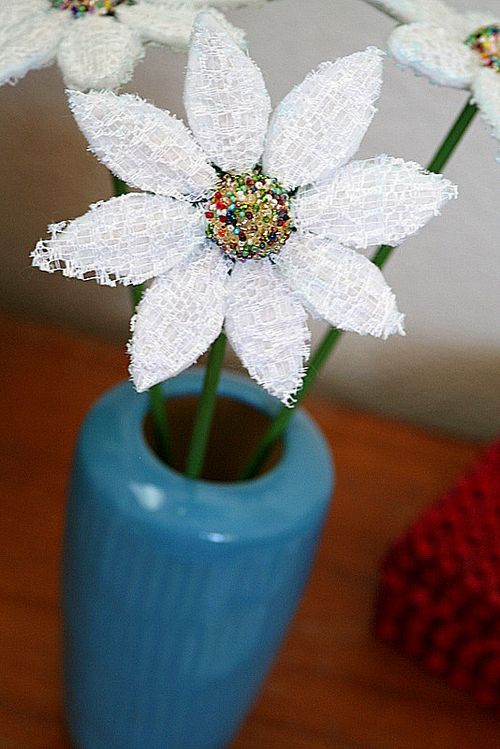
[50,0,129,17]
[465,24,500,73]
[205,170,294,262]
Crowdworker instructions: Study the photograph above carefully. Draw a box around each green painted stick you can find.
[111,174,172,465]
[185,332,227,478]
[239,97,478,480]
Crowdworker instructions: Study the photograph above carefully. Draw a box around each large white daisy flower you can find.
[364,0,500,146]
[0,0,266,91]
[32,13,456,405]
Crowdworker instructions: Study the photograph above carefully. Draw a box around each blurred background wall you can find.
[1,0,499,439]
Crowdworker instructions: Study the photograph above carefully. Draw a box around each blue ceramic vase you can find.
[63,370,334,749]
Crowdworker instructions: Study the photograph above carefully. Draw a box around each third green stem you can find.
[239,97,478,480]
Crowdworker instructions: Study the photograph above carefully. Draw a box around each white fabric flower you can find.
[32,13,456,404]
[0,0,267,91]
[364,0,500,145]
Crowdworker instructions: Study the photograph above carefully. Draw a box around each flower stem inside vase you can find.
[144,391,283,482]
[184,332,227,479]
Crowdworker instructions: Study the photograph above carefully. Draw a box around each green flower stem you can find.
[424,98,478,174]
[111,173,171,465]
[239,97,478,481]
[185,333,227,478]
[111,174,128,197]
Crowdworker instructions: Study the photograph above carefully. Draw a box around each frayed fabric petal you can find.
[263,48,383,190]
[225,262,310,406]
[471,66,500,144]
[462,11,500,34]
[275,236,405,340]
[117,5,245,50]
[0,10,69,87]
[1,0,49,30]
[184,11,271,173]
[116,3,193,48]
[69,90,217,201]
[363,0,465,29]
[57,14,143,91]
[32,193,205,287]
[388,22,477,88]
[129,251,228,392]
[294,155,457,249]
[195,0,270,8]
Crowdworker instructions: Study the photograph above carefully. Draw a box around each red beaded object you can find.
[375,439,500,710]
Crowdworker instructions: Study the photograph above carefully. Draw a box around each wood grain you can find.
[0,314,497,748]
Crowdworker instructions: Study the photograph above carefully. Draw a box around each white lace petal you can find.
[1,0,48,29]
[363,0,465,27]
[263,48,384,190]
[445,12,500,40]
[276,236,404,339]
[462,12,500,31]
[184,12,271,172]
[69,90,217,201]
[57,15,143,91]
[129,251,228,392]
[195,0,269,7]
[31,193,205,287]
[225,262,310,406]
[115,2,192,48]
[117,5,245,49]
[294,155,457,249]
[472,66,500,144]
[0,10,69,86]
[388,22,477,88]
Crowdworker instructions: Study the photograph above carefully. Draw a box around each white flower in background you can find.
[0,0,266,91]
[32,13,456,405]
[364,0,500,146]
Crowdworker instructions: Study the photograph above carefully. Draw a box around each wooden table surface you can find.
[1,314,498,749]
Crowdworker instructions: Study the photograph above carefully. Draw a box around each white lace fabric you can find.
[32,13,456,404]
[33,193,206,285]
[129,252,229,392]
[69,90,217,201]
[0,0,268,90]
[363,0,500,146]
[184,11,271,172]
[263,50,384,189]
[294,155,457,250]
[275,236,405,339]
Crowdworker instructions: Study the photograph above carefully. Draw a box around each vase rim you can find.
[79,369,333,544]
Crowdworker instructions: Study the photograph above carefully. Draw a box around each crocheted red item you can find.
[375,439,500,710]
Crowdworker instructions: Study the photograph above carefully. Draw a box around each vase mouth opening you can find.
[142,393,284,484]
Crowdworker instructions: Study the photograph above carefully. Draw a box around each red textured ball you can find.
[374,439,500,712]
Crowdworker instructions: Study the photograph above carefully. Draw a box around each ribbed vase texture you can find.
[62,371,333,749]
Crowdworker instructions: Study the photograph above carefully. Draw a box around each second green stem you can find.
[112,174,171,465]
[185,333,227,478]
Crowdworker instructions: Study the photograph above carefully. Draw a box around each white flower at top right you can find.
[364,0,500,147]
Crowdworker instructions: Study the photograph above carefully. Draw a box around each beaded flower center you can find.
[50,0,130,17]
[465,24,500,73]
[205,171,294,262]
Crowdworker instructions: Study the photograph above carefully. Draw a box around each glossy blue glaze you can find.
[63,370,334,749]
